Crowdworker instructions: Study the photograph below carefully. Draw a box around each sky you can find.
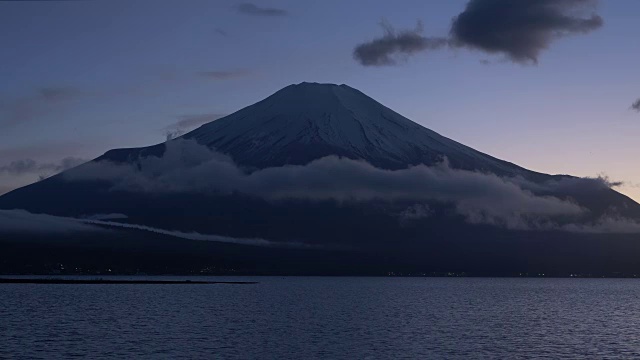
[0,0,639,202]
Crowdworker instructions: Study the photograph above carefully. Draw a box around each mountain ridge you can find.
[1,82,639,220]
[97,82,548,182]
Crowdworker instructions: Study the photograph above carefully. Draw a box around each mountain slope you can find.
[1,82,639,223]
[2,82,640,275]
[100,82,546,179]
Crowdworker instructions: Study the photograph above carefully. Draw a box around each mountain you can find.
[1,82,640,276]
[103,82,540,177]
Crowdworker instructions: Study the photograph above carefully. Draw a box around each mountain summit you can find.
[102,82,535,177]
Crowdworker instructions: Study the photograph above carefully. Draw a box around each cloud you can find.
[0,209,102,234]
[81,213,129,221]
[0,86,84,126]
[353,21,450,66]
[0,209,321,244]
[450,0,604,64]
[164,113,227,140]
[397,204,433,227]
[215,28,228,37]
[38,87,83,101]
[235,2,288,17]
[510,173,623,195]
[0,157,86,176]
[561,216,640,234]
[80,218,286,247]
[594,174,623,188]
[64,139,590,230]
[197,69,252,80]
[632,98,640,112]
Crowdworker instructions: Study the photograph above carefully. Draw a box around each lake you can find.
[1,277,639,359]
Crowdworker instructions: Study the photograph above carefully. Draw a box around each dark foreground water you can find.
[2,277,640,359]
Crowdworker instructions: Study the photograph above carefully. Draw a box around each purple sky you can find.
[1,0,639,202]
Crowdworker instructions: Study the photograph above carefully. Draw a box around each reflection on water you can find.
[2,277,640,358]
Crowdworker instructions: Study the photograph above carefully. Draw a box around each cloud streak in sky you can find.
[215,28,228,37]
[353,21,449,66]
[632,98,640,112]
[450,0,604,64]
[235,3,288,17]
[80,218,305,247]
[0,86,84,126]
[353,1,603,66]
[197,69,252,80]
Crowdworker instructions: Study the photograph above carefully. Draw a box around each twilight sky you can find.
[1,0,639,202]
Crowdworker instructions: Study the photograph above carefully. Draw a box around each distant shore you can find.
[0,278,258,285]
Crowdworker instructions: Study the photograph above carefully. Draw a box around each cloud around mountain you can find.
[60,138,639,232]
[0,209,101,234]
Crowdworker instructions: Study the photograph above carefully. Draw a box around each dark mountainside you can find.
[1,83,640,275]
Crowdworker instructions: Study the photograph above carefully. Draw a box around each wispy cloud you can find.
[197,69,252,80]
[0,86,85,126]
[164,113,227,140]
[64,139,593,231]
[0,157,86,176]
[0,209,102,234]
[631,98,640,112]
[81,218,278,246]
[215,27,228,37]
[354,21,449,66]
[235,2,288,17]
[38,87,83,101]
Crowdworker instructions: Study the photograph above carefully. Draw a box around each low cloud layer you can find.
[164,113,226,140]
[561,216,640,234]
[235,3,288,17]
[0,209,306,247]
[64,139,595,230]
[0,209,101,234]
[0,157,86,176]
[354,1,603,66]
[450,0,604,64]
[80,218,309,247]
[354,21,449,66]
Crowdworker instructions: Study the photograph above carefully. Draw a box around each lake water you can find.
[2,277,640,359]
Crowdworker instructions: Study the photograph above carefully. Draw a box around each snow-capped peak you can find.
[183,82,530,176]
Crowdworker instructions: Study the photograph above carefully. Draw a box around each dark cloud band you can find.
[450,0,604,64]
[235,3,288,17]
[353,1,604,66]
[632,98,640,112]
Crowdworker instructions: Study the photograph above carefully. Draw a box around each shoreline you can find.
[0,278,258,285]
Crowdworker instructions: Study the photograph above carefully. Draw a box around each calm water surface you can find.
[2,277,640,359]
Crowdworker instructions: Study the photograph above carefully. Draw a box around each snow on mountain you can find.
[2,82,638,222]
[174,82,538,177]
